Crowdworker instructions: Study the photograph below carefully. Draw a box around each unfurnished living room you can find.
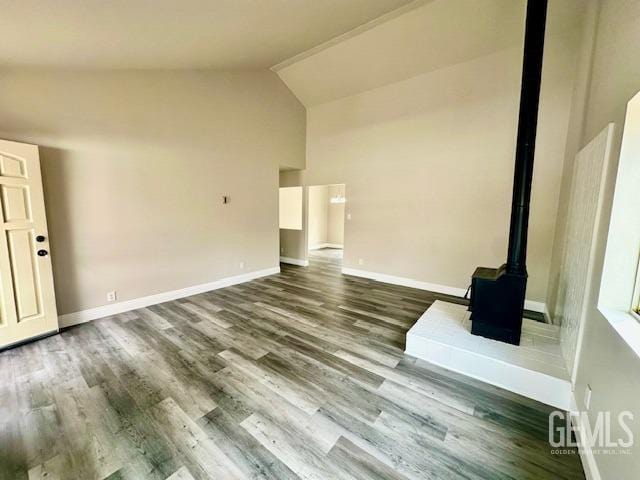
[0,0,639,479]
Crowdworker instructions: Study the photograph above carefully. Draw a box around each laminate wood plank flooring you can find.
[0,249,584,480]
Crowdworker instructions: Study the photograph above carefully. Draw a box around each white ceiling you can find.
[276,0,588,107]
[0,0,414,69]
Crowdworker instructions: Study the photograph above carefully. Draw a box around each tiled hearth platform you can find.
[406,301,571,409]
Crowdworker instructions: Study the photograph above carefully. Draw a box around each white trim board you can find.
[309,243,343,250]
[599,307,640,359]
[280,256,309,267]
[342,267,548,318]
[570,396,602,480]
[58,267,280,328]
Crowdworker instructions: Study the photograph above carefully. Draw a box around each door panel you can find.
[0,139,58,348]
[0,154,26,178]
[8,229,41,320]
[2,185,31,222]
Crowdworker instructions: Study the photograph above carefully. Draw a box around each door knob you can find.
[36,235,46,242]
[37,250,48,257]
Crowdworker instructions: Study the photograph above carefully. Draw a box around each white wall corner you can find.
[280,256,309,267]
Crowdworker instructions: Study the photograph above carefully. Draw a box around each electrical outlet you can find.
[107,291,117,302]
[358,258,364,266]
[584,385,592,410]
[239,261,245,269]
[347,213,352,220]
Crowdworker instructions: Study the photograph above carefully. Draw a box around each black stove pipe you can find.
[506,0,548,275]
[468,0,548,345]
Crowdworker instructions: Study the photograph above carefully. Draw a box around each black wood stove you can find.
[469,0,548,345]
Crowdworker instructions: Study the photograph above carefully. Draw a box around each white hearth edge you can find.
[406,301,571,410]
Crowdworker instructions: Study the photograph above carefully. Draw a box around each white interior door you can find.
[0,139,58,349]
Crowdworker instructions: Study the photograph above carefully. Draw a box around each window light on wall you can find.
[279,186,303,230]
[597,90,640,358]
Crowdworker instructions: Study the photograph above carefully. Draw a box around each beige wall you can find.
[550,0,640,477]
[303,24,580,303]
[327,184,345,246]
[0,68,306,315]
[546,1,600,321]
[308,185,329,248]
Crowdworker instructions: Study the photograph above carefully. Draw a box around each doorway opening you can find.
[308,184,346,266]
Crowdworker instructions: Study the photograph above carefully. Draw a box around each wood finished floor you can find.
[1,250,584,480]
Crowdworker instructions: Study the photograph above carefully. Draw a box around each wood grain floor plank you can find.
[149,398,244,480]
[197,406,301,480]
[326,436,411,480]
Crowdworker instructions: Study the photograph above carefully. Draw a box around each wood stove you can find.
[469,0,548,345]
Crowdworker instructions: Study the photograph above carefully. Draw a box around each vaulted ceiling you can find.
[275,0,588,107]
[0,0,414,69]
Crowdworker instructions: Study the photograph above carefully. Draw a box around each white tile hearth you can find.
[406,301,571,410]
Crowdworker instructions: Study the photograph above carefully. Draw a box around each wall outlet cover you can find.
[107,291,117,302]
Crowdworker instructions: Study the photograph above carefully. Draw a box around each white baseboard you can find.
[570,396,602,480]
[341,267,548,316]
[525,299,550,321]
[309,243,343,250]
[343,267,467,297]
[58,266,280,328]
[280,256,309,267]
